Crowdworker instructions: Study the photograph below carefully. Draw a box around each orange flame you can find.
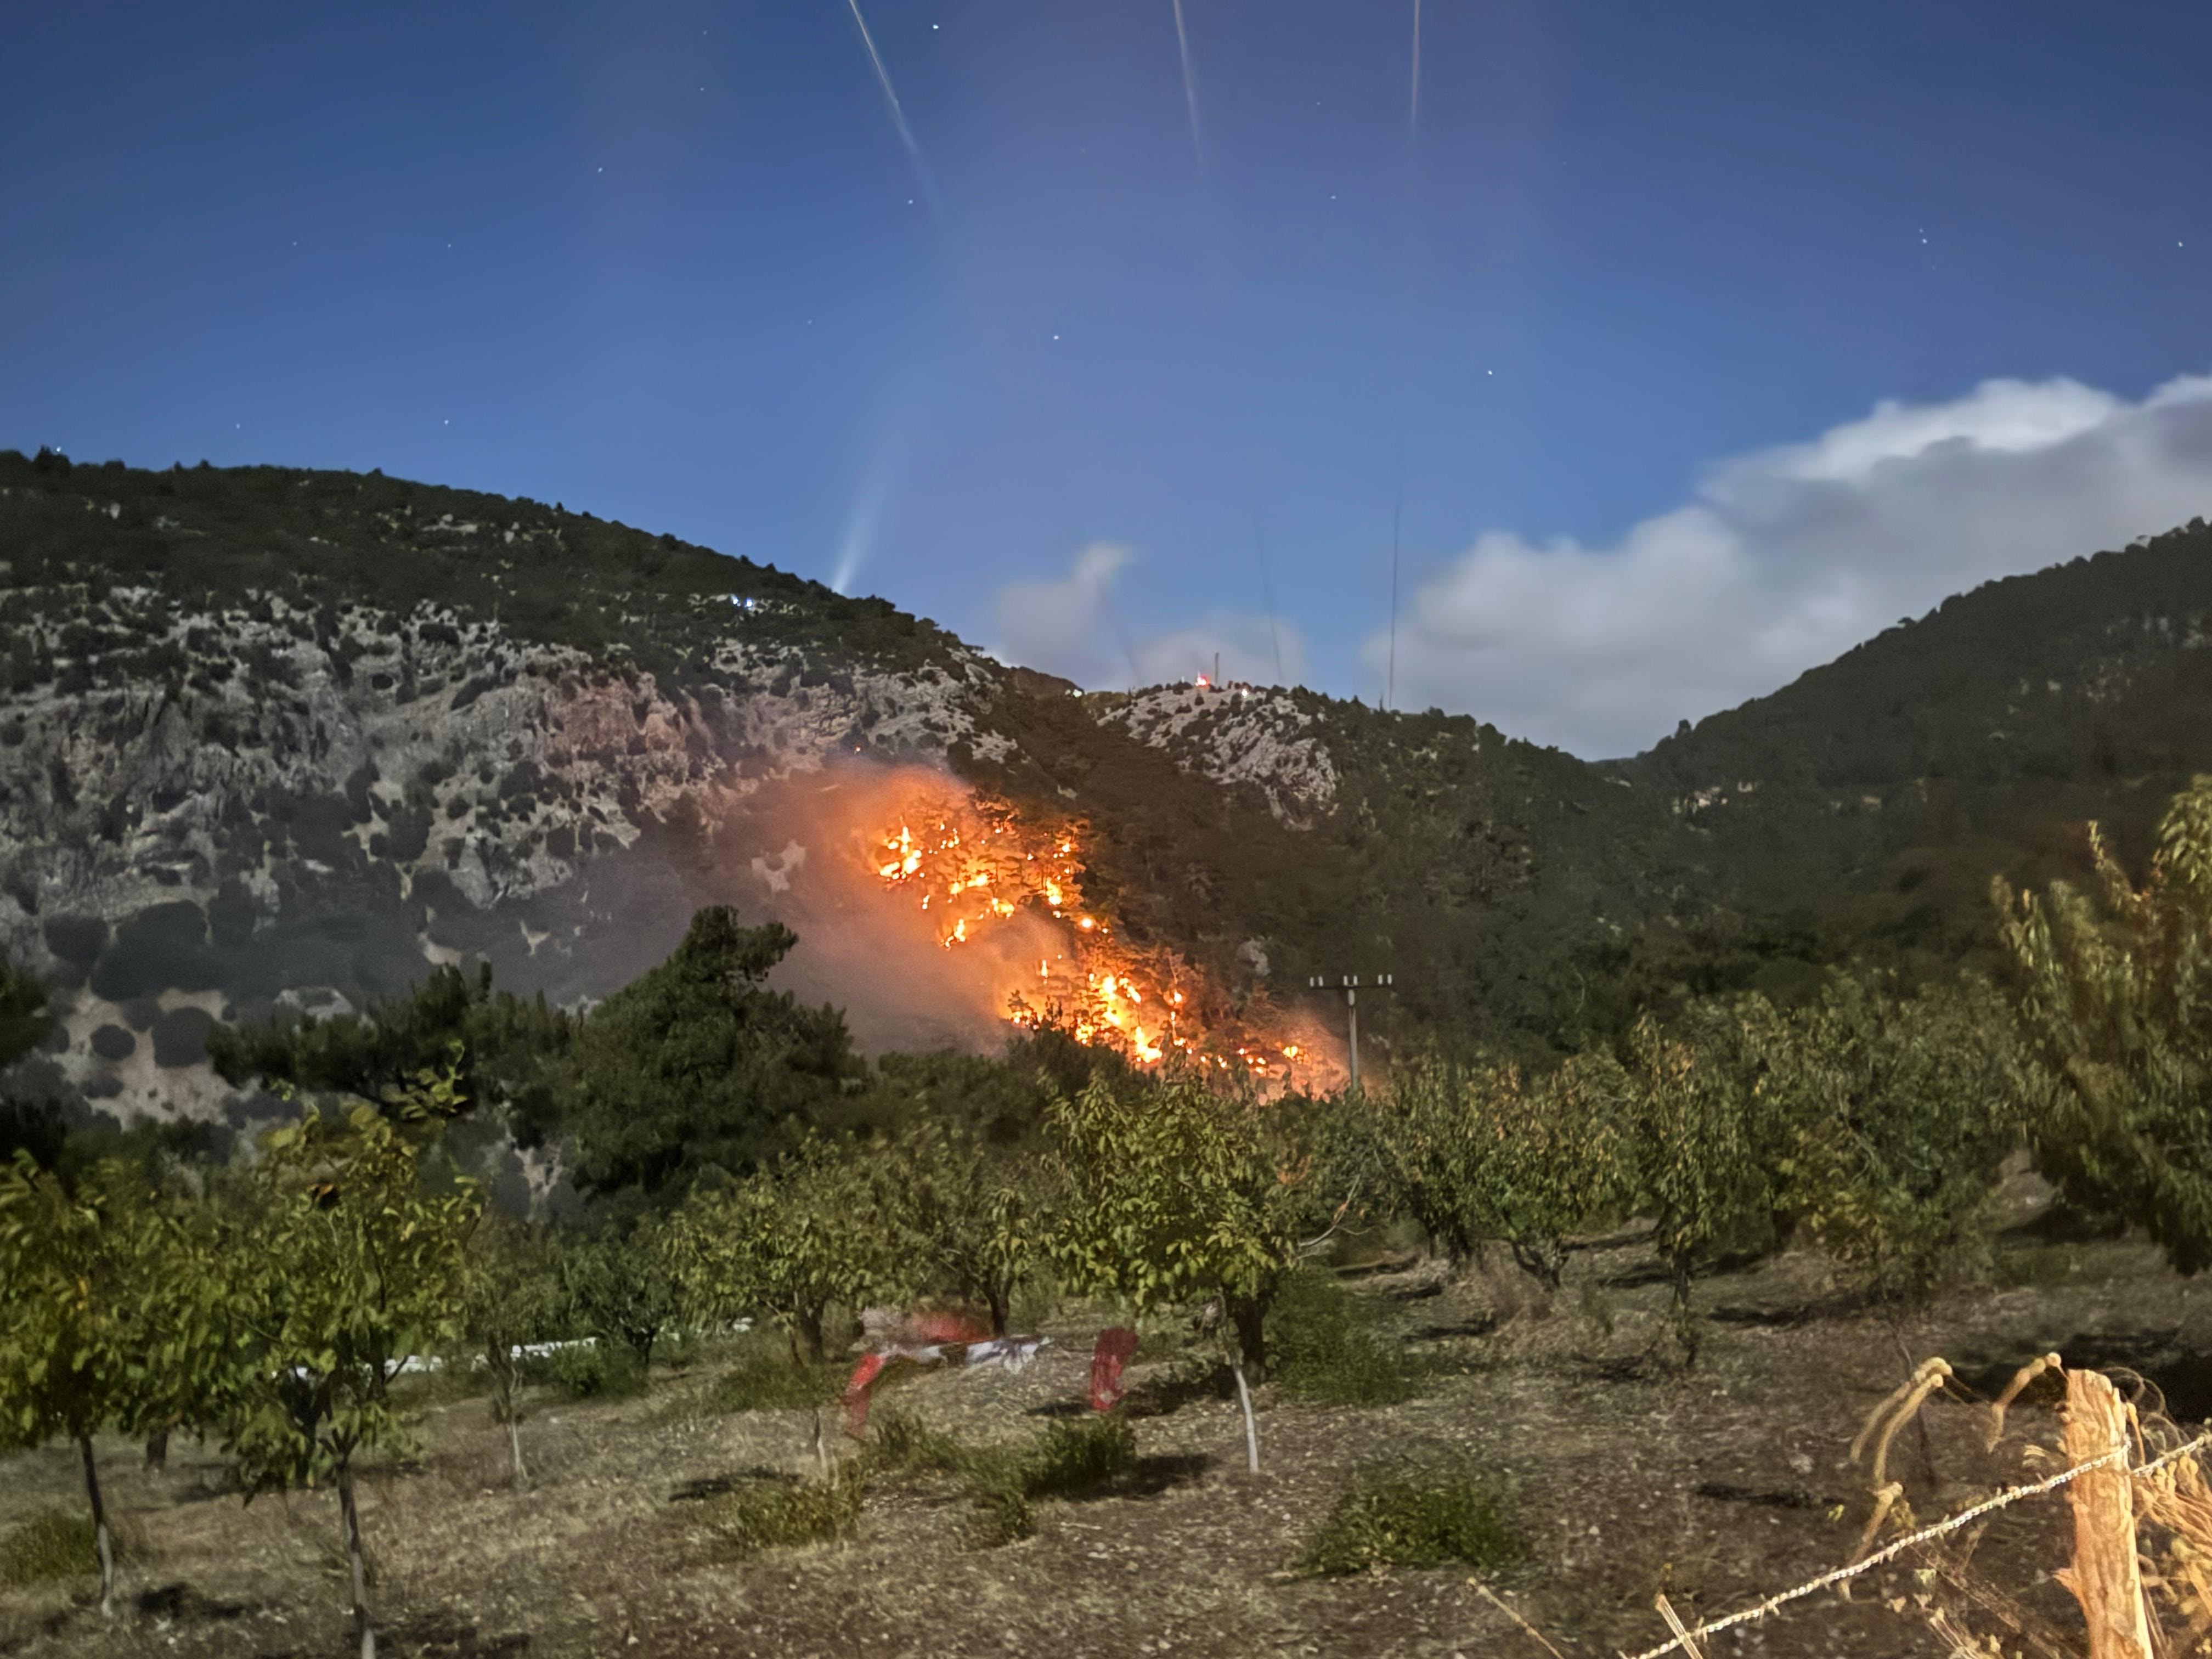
[870,785,1321,1082]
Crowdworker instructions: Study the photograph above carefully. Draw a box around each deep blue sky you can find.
[8,1,2212,728]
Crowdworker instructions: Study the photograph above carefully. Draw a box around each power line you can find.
[1254,522,1283,685]
[1386,451,1403,712]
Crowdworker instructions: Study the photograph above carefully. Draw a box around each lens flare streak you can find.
[1171,0,1204,168]
[844,0,936,205]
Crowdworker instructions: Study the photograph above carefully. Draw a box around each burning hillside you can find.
[869,778,1329,1084]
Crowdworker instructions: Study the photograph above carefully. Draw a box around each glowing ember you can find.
[871,785,1320,1081]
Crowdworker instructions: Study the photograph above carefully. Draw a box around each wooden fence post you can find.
[2056,1368,2153,1659]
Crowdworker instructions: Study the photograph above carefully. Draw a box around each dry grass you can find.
[696,1345,841,1414]
[2,1218,2201,1657]
[853,1407,971,1479]
[0,1511,144,1591]
[855,1403,1139,1547]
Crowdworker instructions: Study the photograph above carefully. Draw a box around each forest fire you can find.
[871,784,1323,1083]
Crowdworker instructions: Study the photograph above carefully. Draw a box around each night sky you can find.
[9,1,2212,755]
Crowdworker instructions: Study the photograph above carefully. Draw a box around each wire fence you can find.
[1615,1425,2212,1659]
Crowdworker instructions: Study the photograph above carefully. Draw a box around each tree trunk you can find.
[1664,1254,1699,1367]
[1226,1292,1268,1384]
[337,1462,376,1659]
[796,1305,826,1365]
[1508,1237,1568,1292]
[2056,1368,2153,1659]
[1667,1252,1692,1319]
[492,1355,527,1488]
[77,1435,115,1618]
[1231,1361,1260,1475]
[986,1284,1010,1338]
[143,1429,168,1474]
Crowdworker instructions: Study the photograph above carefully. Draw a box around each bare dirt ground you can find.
[2,1204,2197,1658]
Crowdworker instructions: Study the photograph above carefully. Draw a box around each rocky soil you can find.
[0,1215,2189,1659]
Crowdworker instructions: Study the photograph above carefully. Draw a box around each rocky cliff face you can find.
[0,458,1069,1117]
[0,587,1027,1114]
[14,450,2210,1130]
[2,458,1480,1125]
[1092,683,1340,826]
[1,585,1015,936]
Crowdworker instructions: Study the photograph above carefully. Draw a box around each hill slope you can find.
[3,449,2207,1123]
[1628,517,2212,964]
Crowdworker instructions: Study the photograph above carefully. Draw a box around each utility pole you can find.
[1308,973,1395,1093]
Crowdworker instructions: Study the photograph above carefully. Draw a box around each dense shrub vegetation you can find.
[13,771,2212,1644]
[21,453,2212,1077]
[1263,1271,1418,1406]
[1296,1469,1520,1577]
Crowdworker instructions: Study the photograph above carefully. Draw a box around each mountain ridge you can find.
[4,447,2209,1127]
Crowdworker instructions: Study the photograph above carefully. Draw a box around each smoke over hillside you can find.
[721,762,1063,1055]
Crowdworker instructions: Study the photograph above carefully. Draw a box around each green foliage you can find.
[210,962,573,1141]
[1265,1270,1415,1406]
[1752,971,2021,1300]
[840,1045,1065,1147]
[0,1152,229,1452]
[0,1508,140,1589]
[0,1148,218,1612]
[1361,1051,1630,1286]
[672,1135,893,1363]
[1997,776,2212,1273]
[875,1122,1052,1334]
[559,1216,688,1374]
[1295,1469,1519,1577]
[563,907,856,1202]
[457,1215,568,1463]
[704,1346,839,1413]
[205,1087,478,1651]
[849,1408,1137,1548]
[1021,1413,1137,1498]
[1045,1073,1315,1375]
[927,1415,1137,1548]
[533,1341,646,1402]
[697,1466,865,1562]
[961,1479,1035,1548]
[218,1102,480,1496]
[1622,1003,1777,1331]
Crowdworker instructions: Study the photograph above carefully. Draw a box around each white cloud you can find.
[993,541,1134,686]
[1373,373,2212,758]
[994,542,1305,690]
